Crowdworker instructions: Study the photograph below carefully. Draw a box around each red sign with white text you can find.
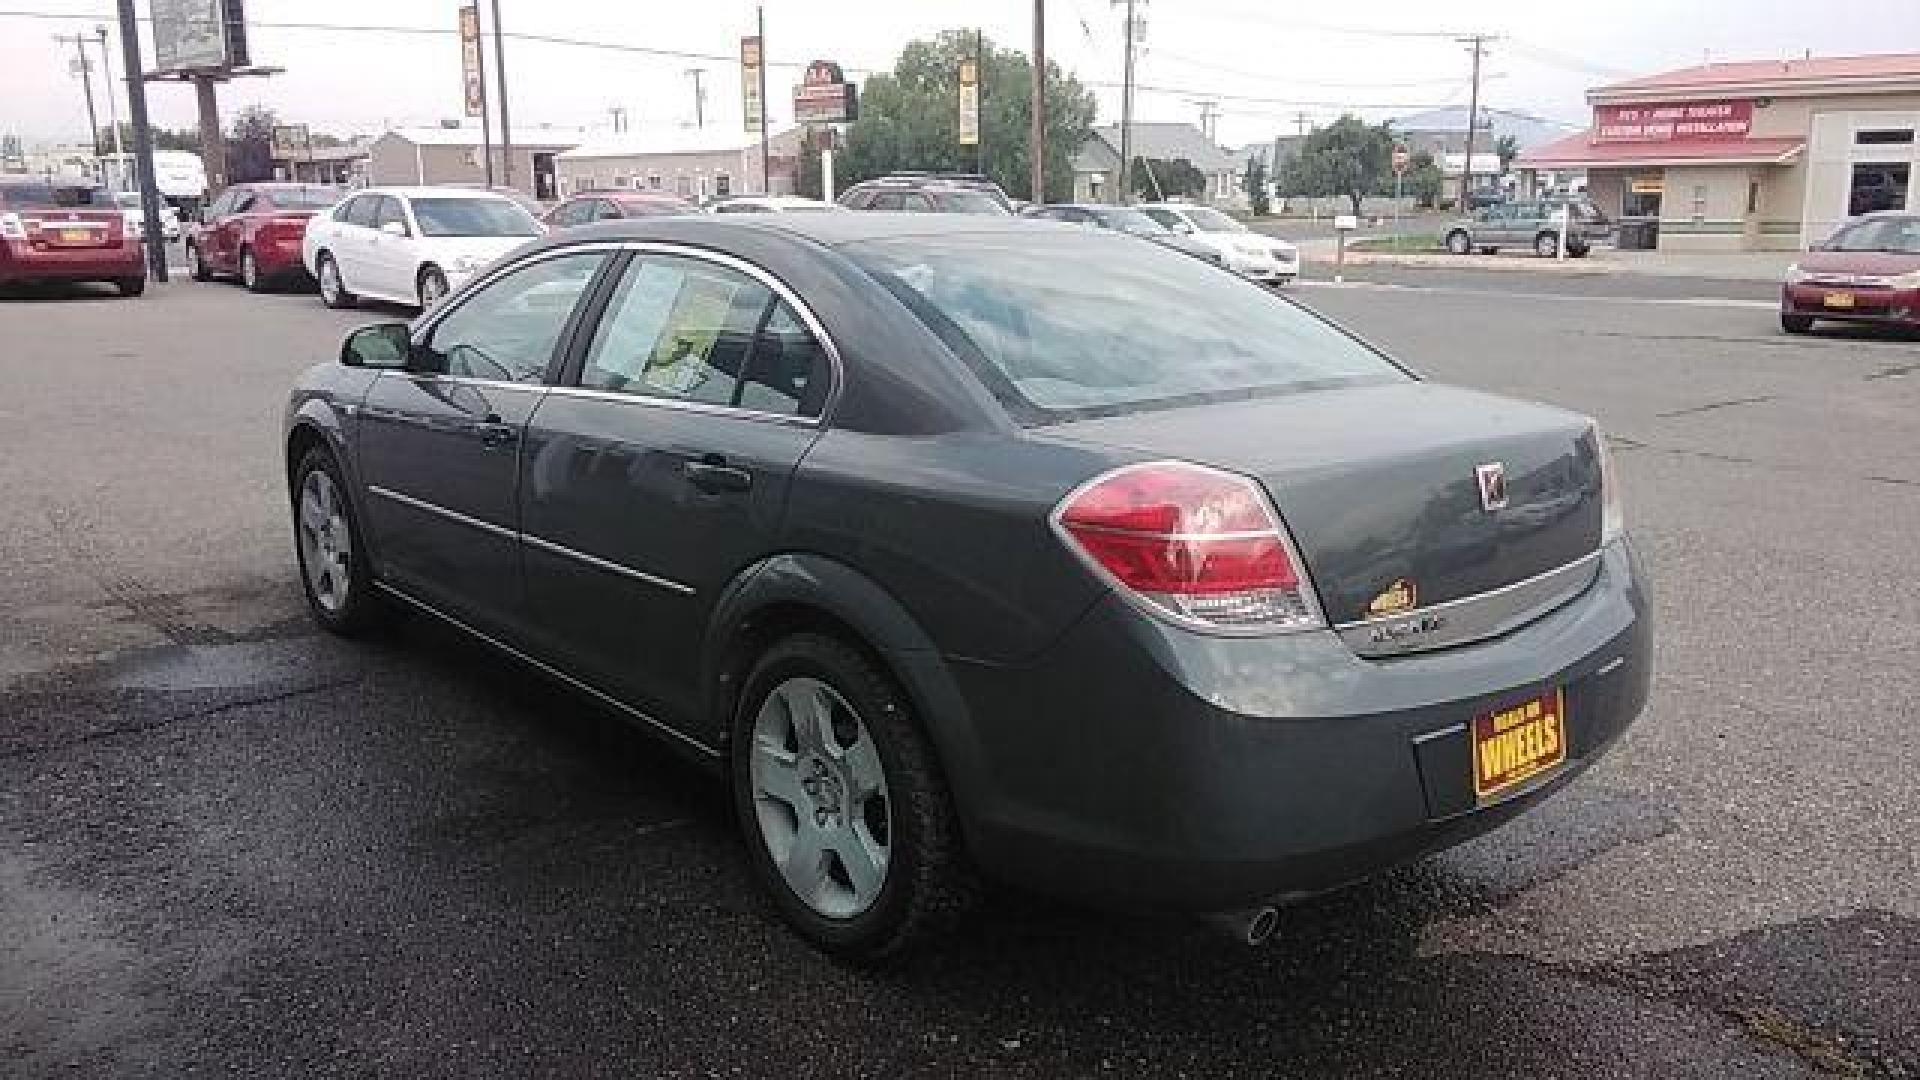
[1594,100,1752,143]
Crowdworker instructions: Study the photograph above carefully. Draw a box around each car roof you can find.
[514,209,1074,255]
[347,186,516,201]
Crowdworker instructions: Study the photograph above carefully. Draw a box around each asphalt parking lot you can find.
[3,267,1917,1078]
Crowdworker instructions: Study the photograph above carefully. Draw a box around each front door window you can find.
[424,252,606,383]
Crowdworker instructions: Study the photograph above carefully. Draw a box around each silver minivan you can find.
[1445,200,1613,258]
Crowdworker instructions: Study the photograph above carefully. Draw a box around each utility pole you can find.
[1458,33,1489,210]
[56,35,102,157]
[490,0,514,190]
[975,28,986,178]
[193,75,225,195]
[608,106,628,133]
[94,26,124,166]
[1114,0,1140,204]
[685,68,707,128]
[757,5,770,194]
[1030,0,1045,202]
[465,3,494,186]
[114,0,167,281]
[1294,111,1310,139]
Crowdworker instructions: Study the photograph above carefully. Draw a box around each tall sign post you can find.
[1030,0,1045,202]
[489,0,513,190]
[1391,143,1409,251]
[741,30,767,193]
[114,0,168,280]
[146,0,278,204]
[957,54,981,166]
[794,61,857,203]
[459,3,493,187]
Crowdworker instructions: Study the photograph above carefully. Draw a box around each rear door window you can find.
[342,195,380,227]
[375,196,411,235]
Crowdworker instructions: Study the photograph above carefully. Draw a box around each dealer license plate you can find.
[1472,690,1567,801]
[1823,291,1857,309]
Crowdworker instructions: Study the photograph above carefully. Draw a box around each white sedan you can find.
[302,186,543,310]
[1138,202,1299,286]
[113,191,181,242]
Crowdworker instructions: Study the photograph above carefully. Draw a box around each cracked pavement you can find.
[3,272,1916,1077]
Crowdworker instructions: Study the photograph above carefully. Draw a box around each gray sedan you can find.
[283,214,1652,958]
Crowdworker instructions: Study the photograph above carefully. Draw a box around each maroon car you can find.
[0,178,145,296]
[1781,211,1920,334]
[187,183,343,292]
[544,189,693,229]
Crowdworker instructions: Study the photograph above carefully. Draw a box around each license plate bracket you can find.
[1471,689,1567,801]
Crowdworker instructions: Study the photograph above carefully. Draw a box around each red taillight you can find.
[1053,461,1323,632]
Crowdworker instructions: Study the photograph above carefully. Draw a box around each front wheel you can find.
[1781,311,1815,334]
[417,265,449,310]
[241,248,267,292]
[188,241,212,282]
[1445,230,1471,255]
[1535,232,1560,258]
[731,633,975,961]
[292,447,384,635]
[115,277,146,297]
[317,253,356,309]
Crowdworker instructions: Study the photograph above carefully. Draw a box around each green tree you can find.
[97,122,201,154]
[1243,155,1270,216]
[1282,113,1392,215]
[1494,133,1520,175]
[1402,149,1443,208]
[226,105,278,183]
[1130,157,1206,200]
[840,29,1097,201]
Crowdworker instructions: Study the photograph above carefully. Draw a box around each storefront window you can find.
[1622,174,1662,218]
[1849,162,1910,216]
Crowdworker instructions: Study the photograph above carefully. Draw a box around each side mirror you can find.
[379,220,409,238]
[340,322,414,369]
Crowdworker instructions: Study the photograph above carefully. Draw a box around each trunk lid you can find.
[1041,381,1603,627]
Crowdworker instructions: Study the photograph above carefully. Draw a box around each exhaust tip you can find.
[1203,905,1281,947]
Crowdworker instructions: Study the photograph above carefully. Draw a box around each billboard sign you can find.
[741,36,765,133]
[1594,100,1753,143]
[152,0,227,72]
[270,123,311,160]
[957,59,980,146]
[793,59,857,126]
[459,5,485,118]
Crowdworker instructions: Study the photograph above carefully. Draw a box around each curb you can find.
[1309,251,1618,276]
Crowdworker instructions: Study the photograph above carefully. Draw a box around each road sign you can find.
[793,59,856,126]
[1392,145,1410,175]
[741,36,764,133]
[458,5,483,118]
[957,58,980,147]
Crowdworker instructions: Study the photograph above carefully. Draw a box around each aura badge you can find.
[1475,461,1509,512]
[1368,577,1418,617]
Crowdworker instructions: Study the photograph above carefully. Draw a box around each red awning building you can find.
[1516,53,1920,251]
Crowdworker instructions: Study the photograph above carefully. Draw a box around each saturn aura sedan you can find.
[302,186,543,311]
[283,214,1651,958]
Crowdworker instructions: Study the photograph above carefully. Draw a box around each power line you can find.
[1147,46,1473,89]
[1173,4,1470,40]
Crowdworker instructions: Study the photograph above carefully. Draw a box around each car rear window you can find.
[845,232,1407,424]
[265,186,343,210]
[930,190,1009,214]
[2,183,109,209]
[411,197,542,237]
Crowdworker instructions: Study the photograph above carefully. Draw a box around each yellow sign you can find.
[1630,176,1664,195]
[958,58,980,147]
[1472,691,1568,800]
[1367,577,1417,617]
[458,5,484,119]
[741,36,764,133]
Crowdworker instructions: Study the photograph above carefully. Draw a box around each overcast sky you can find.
[6,0,1919,150]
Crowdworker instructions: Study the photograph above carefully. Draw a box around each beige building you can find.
[554,127,805,202]
[1518,53,1920,251]
[364,127,586,200]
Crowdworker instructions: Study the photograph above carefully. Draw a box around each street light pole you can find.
[490,0,514,190]
[757,5,770,195]
[1115,0,1138,204]
[95,26,125,165]
[1030,0,1045,202]
[114,0,167,281]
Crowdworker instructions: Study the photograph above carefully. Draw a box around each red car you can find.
[187,183,344,292]
[543,189,693,229]
[0,178,145,296]
[1781,211,1920,334]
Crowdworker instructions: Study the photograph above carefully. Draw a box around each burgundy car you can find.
[1781,212,1920,334]
[544,190,694,230]
[188,183,344,292]
[0,178,145,296]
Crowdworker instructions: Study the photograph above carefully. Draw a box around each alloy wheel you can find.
[242,251,258,290]
[296,468,352,614]
[749,676,892,919]
[319,259,342,305]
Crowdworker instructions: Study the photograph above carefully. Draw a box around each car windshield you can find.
[1180,206,1245,232]
[847,232,1405,423]
[410,197,542,237]
[266,187,343,210]
[3,183,108,209]
[931,190,1009,214]
[1822,217,1920,254]
[1093,208,1169,235]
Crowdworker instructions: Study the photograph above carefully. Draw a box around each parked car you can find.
[1780,211,1920,334]
[302,186,543,310]
[544,190,694,230]
[1137,202,1299,285]
[0,177,145,296]
[1444,199,1613,258]
[1466,186,1507,210]
[284,214,1649,958]
[1023,202,1226,268]
[113,191,181,243]
[838,173,1012,214]
[709,195,842,214]
[187,183,343,292]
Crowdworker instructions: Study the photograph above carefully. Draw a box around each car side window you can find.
[903,193,935,213]
[375,196,411,235]
[867,191,905,211]
[842,190,874,209]
[579,254,825,418]
[1140,207,1181,231]
[229,191,256,214]
[549,200,586,228]
[343,195,380,228]
[422,251,606,383]
[594,200,625,221]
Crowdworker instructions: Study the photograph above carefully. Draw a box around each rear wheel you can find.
[317,253,356,309]
[1535,232,1560,258]
[114,277,146,297]
[188,241,212,282]
[241,248,266,293]
[1781,311,1815,334]
[1445,230,1471,255]
[417,265,449,309]
[731,633,974,960]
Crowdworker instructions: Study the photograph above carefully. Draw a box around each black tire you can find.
[241,247,268,293]
[115,277,146,297]
[1445,230,1471,255]
[1535,232,1560,258]
[1781,311,1815,334]
[188,241,211,282]
[1568,242,1591,259]
[316,252,356,309]
[291,445,385,636]
[730,633,975,961]
[417,265,449,310]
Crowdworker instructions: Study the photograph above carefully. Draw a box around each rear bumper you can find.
[253,234,311,280]
[937,539,1652,911]
[1783,283,1920,325]
[0,241,144,284]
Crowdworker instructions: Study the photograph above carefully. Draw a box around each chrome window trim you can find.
[541,384,820,428]
[372,581,720,759]
[366,485,697,597]
[1336,549,1603,659]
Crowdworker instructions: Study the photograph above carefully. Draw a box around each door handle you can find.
[476,418,519,448]
[681,454,752,493]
